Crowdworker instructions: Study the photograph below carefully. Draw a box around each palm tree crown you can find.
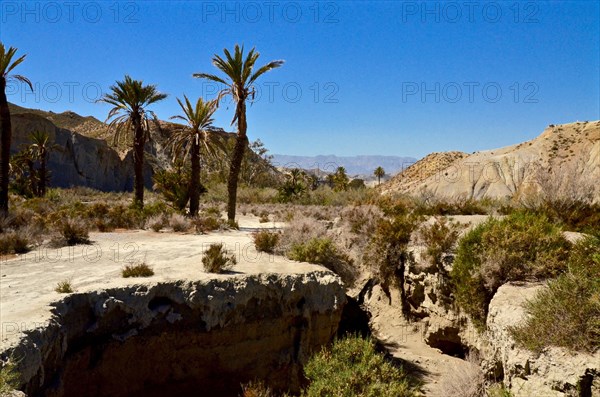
[99,75,167,145]
[193,45,284,125]
[169,95,219,161]
[0,43,32,89]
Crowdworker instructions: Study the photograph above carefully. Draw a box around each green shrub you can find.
[202,243,236,273]
[122,263,155,278]
[363,214,421,290]
[258,211,270,223]
[0,360,20,394]
[288,237,356,284]
[55,280,73,293]
[451,212,571,329]
[302,335,420,397]
[253,230,280,253]
[417,217,462,270]
[193,215,223,234]
[510,236,600,353]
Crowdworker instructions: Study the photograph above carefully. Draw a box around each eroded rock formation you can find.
[3,272,345,397]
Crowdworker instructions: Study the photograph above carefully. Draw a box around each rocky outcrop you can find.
[2,272,345,397]
[485,283,600,397]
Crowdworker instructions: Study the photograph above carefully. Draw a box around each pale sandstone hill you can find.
[381,121,600,200]
[382,151,468,193]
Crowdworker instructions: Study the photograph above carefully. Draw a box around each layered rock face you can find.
[5,273,345,397]
[10,112,150,191]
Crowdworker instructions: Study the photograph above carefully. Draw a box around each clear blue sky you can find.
[1,0,599,158]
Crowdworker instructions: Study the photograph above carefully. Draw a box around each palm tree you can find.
[29,130,55,197]
[333,166,349,191]
[374,166,385,185]
[194,45,284,221]
[0,43,32,216]
[169,96,219,217]
[99,75,167,207]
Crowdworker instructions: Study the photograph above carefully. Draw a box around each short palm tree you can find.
[194,45,284,221]
[169,95,219,216]
[374,166,385,185]
[0,42,32,215]
[99,75,167,207]
[29,130,59,197]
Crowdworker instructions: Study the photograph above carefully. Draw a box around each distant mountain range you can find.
[271,154,417,177]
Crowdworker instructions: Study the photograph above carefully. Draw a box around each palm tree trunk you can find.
[0,77,11,216]
[227,101,247,221]
[39,148,47,197]
[189,136,201,217]
[133,115,145,207]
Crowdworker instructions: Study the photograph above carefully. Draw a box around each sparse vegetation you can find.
[0,229,31,254]
[417,217,462,271]
[288,237,356,285]
[202,243,236,273]
[452,212,571,328]
[0,359,20,394]
[122,262,155,278]
[169,213,191,232]
[510,236,600,353]
[52,218,90,247]
[55,279,73,293]
[302,335,420,397]
[253,230,280,253]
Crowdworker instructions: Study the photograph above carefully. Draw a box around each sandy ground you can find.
[0,214,316,351]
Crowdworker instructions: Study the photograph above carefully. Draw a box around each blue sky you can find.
[1,0,599,158]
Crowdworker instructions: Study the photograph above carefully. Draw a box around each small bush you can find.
[227,219,239,230]
[202,243,236,273]
[147,215,166,232]
[417,217,462,271]
[510,236,600,353]
[52,218,91,247]
[253,230,280,253]
[122,263,155,278]
[241,380,276,397]
[0,230,30,254]
[302,335,420,397]
[55,280,73,293]
[258,211,270,223]
[433,354,485,397]
[288,237,356,284]
[452,212,571,328]
[193,215,223,234]
[169,214,191,232]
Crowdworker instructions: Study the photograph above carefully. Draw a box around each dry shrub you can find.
[146,215,167,232]
[55,279,74,293]
[51,218,91,247]
[241,380,276,397]
[433,354,485,397]
[276,215,329,255]
[169,213,191,232]
[122,262,155,278]
[202,243,236,273]
[0,229,31,254]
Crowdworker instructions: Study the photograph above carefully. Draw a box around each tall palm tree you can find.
[169,95,219,217]
[374,166,385,185]
[99,75,167,207]
[0,43,32,216]
[194,45,284,221]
